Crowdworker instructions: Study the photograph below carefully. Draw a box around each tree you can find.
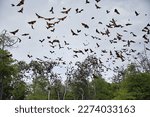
[26,76,49,100]
[0,49,25,99]
[49,79,64,100]
[65,55,103,100]
[0,30,27,100]
[134,51,150,73]
[11,77,27,100]
[90,75,113,100]
[24,60,60,100]
[114,66,150,100]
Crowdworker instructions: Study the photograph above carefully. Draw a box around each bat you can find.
[28,20,36,25]
[64,41,69,45]
[106,10,110,14]
[16,0,24,6]
[58,16,67,21]
[11,4,15,7]
[73,55,78,58]
[95,4,101,9]
[53,39,60,43]
[22,33,29,36]
[10,29,19,35]
[135,11,139,16]
[49,7,54,14]
[44,17,55,21]
[18,7,23,13]
[28,20,36,29]
[50,51,55,53]
[27,54,32,58]
[35,13,44,19]
[75,8,84,13]
[81,23,89,28]
[61,8,71,14]
[85,0,90,4]
[95,0,101,3]
[114,9,120,14]
[39,39,45,43]
[71,29,78,36]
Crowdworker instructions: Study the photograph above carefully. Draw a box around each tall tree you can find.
[66,55,103,99]
[0,49,19,99]
[24,60,59,100]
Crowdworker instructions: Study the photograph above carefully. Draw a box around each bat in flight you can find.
[81,23,89,28]
[10,29,19,35]
[28,20,36,29]
[18,7,23,13]
[16,0,24,6]
[71,29,78,36]
[114,9,120,14]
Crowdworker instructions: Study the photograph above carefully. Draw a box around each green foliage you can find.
[69,78,90,100]
[0,49,27,99]
[49,79,64,100]
[114,71,150,100]
[26,76,49,100]
[90,76,113,100]
[12,79,27,100]
[114,89,135,100]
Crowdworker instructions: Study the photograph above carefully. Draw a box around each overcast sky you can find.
[0,0,150,80]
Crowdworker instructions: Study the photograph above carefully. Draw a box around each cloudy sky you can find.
[0,0,150,80]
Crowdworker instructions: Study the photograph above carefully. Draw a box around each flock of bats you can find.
[9,0,150,74]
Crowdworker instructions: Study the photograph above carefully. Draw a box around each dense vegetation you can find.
[0,48,150,100]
